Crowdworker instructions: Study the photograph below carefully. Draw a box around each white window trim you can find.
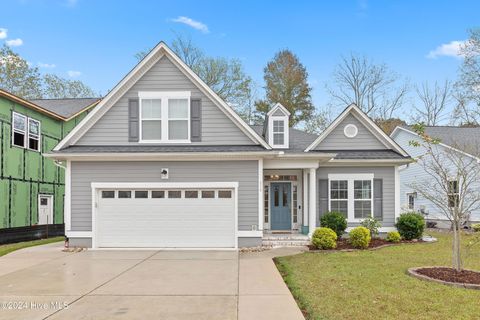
[12,112,41,152]
[138,91,191,143]
[28,118,41,152]
[268,115,289,148]
[328,173,374,222]
[406,192,416,210]
[12,112,27,148]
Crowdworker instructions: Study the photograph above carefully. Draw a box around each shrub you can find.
[349,226,371,249]
[386,231,401,242]
[320,212,347,238]
[312,227,337,250]
[360,217,382,238]
[395,212,425,240]
[472,223,480,232]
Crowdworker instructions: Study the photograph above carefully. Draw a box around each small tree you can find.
[409,123,480,271]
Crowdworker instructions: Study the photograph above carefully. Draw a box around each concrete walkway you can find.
[0,243,305,320]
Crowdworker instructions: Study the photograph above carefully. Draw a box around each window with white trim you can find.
[12,112,41,151]
[448,180,459,208]
[330,180,348,217]
[407,193,415,210]
[354,180,372,219]
[273,120,285,145]
[139,92,190,143]
[12,112,27,148]
[28,118,40,151]
[329,174,374,221]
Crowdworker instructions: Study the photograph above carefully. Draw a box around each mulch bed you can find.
[415,267,480,285]
[308,238,424,251]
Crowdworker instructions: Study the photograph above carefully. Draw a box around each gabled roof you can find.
[54,41,271,151]
[251,125,317,153]
[304,103,409,156]
[391,125,480,160]
[267,103,290,116]
[30,98,100,119]
[0,88,99,121]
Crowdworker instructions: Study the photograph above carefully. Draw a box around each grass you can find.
[0,237,64,257]
[275,231,480,320]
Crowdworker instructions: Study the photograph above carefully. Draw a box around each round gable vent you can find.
[344,124,358,138]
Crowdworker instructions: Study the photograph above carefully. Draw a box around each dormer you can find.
[267,103,290,149]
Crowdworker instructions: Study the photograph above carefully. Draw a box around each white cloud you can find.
[38,62,56,68]
[171,16,209,33]
[5,38,23,47]
[67,70,81,77]
[0,28,7,40]
[427,40,466,59]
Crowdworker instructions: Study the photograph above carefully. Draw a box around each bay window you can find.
[329,174,374,222]
[139,91,190,142]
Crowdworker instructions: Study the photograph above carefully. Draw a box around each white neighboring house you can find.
[391,126,480,227]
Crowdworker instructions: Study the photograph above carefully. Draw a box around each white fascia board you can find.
[392,126,480,161]
[55,42,271,151]
[305,104,409,157]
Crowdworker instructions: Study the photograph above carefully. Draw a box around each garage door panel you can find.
[96,188,236,248]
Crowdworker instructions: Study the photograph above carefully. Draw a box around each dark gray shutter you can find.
[319,179,329,223]
[374,179,383,220]
[128,98,139,142]
[190,98,202,142]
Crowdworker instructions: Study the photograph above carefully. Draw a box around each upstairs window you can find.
[12,112,41,152]
[28,118,40,151]
[273,120,285,145]
[139,92,190,143]
[12,112,27,148]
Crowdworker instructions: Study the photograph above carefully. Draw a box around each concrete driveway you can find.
[0,243,304,320]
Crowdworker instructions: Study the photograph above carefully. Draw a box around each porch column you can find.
[303,169,309,231]
[308,168,317,237]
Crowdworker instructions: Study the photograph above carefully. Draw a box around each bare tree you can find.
[409,124,480,271]
[412,80,451,125]
[327,53,408,120]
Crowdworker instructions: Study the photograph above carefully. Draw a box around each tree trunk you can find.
[452,220,462,271]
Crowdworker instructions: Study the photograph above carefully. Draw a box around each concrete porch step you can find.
[262,234,311,247]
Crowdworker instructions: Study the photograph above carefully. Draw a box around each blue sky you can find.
[1,0,478,117]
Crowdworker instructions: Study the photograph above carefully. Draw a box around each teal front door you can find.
[270,183,292,230]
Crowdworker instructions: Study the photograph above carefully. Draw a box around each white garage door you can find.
[96,187,236,248]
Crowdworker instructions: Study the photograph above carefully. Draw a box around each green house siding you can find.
[0,96,89,229]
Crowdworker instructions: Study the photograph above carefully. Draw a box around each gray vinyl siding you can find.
[76,55,255,146]
[392,129,480,221]
[70,160,259,232]
[316,166,396,227]
[314,114,387,150]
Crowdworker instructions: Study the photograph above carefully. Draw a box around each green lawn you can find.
[0,237,64,257]
[275,232,480,320]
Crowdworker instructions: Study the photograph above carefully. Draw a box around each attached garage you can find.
[92,182,238,249]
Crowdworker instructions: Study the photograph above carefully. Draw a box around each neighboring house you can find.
[391,126,480,227]
[46,42,411,249]
[0,89,100,243]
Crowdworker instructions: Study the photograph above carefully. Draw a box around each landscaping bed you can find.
[408,266,480,289]
[308,238,424,251]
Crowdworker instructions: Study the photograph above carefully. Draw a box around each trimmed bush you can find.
[349,226,371,249]
[360,217,382,238]
[386,231,401,243]
[395,212,425,240]
[472,223,480,232]
[312,227,337,250]
[320,212,347,238]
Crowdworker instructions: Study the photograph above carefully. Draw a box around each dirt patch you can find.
[308,238,424,251]
[416,267,480,285]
